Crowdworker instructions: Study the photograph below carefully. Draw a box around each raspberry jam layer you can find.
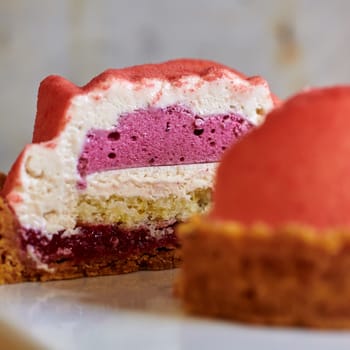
[78,104,253,178]
[21,223,178,265]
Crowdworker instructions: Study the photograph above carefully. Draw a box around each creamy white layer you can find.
[84,163,215,199]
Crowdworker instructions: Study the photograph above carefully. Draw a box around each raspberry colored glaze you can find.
[32,59,249,144]
[212,86,350,230]
[21,223,179,265]
[78,105,253,178]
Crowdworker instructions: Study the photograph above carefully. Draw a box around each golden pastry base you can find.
[178,216,350,329]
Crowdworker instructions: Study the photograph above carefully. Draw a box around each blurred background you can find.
[0,0,349,171]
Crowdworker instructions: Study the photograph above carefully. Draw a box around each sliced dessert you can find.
[178,86,350,328]
[0,59,276,283]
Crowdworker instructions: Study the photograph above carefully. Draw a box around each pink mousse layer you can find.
[78,104,253,178]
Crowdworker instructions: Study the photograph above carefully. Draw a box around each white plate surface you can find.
[0,269,350,350]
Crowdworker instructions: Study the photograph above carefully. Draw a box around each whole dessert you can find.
[178,86,350,328]
[0,59,276,283]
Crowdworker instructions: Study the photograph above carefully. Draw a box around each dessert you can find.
[0,59,276,283]
[178,86,350,328]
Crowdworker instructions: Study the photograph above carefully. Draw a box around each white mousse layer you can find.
[84,163,215,199]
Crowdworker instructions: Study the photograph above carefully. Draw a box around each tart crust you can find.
[0,197,24,284]
[178,216,350,328]
[22,247,181,283]
[0,173,6,189]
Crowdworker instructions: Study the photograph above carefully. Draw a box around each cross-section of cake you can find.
[178,86,350,328]
[0,59,276,283]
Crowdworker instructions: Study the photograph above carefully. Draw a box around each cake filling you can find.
[22,104,251,267]
[78,105,253,178]
[21,222,178,265]
[20,187,211,267]
[77,188,211,225]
